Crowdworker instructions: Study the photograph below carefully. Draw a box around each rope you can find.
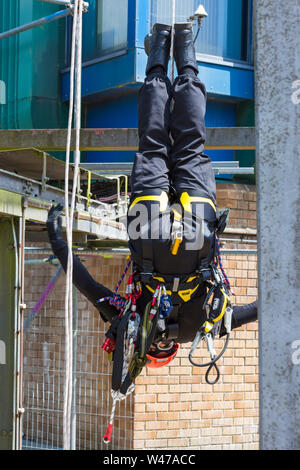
[63,0,83,450]
[215,237,234,294]
[97,258,132,311]
[170,0,176,84]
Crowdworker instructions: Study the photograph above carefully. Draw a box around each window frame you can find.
[64,0,131,68]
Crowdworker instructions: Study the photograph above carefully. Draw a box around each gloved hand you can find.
[46,203,64,241]
[216,209,230,236]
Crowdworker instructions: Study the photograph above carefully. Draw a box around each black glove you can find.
[46,203,64,241]
[216,209,230,236]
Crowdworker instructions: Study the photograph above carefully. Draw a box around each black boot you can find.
[145,23,172,75]
[174,23,198,75]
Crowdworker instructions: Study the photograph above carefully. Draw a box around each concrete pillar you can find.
[255,0,300,450]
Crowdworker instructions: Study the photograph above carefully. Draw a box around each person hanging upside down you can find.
[46,23,257,375]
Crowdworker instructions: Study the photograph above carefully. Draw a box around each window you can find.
[151,0,252,64]
[67,0,129,63]
[95,0,128,55]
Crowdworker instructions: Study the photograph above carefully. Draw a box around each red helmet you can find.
[146,343,179,368]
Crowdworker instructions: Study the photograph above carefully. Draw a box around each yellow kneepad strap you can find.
[129,191,169,212]
[180,192,217,214]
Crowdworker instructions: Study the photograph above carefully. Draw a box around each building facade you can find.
[0,0,255,181]
[0,1,259,450]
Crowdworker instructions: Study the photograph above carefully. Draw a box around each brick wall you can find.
[22,182,258,450]
[216,183,257,229]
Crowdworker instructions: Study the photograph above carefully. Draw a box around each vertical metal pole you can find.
[16,203,26,450]
[70,287,78,450]
[0,217,20,450]
[255,0,300,450]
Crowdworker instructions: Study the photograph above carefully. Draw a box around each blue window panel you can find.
[198,62,254,100]
[85,93,138,163]
[150,0,252,63]
[61,49,136,102]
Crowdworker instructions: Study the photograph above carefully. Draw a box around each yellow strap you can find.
[129,191,169,212]
[180,192,217,213]
[172,207,182,221]
[212,289,228,323]
[171,238,182,255]
[177,284,199,302]
[146,283,199,303]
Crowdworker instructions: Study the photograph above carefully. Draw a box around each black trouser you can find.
[131,71,217,203]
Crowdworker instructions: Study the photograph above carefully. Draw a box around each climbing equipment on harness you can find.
[157,286,173,332]
[99,272,160,444]
[146,342,179,368]
[215,236,233,294]
[98,257,132,312]
[103,385,135,444]
[171,207,183,255]
[188,264,233,385]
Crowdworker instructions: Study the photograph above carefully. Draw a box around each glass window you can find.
[96,0,128,54]
[67,0,129,63]
[151,0,252,63]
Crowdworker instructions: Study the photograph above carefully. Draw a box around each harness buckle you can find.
[140,272,153,284]
[224,307,233,334]
[172,277,180,292]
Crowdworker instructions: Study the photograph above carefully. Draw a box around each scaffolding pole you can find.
[35,0,89,8]
[0,8,72,41]
[35,0,74,5]
[0,218,21,450]
[255,0,300,450]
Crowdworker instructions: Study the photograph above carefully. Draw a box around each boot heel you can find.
[145,23,172,75]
